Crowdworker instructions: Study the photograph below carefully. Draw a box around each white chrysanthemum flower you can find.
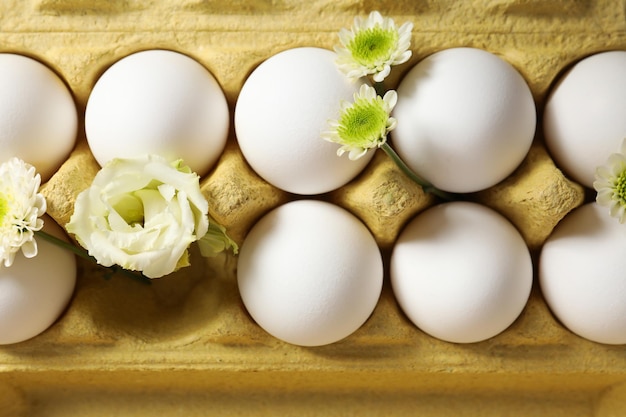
[594,140,626,223]
[0,157,46,267]
[322,84,398,160]
[335,11,413,83]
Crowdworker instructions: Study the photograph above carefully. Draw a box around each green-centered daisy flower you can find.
[322,83,397,161]
[335,11,413,83]
[594,140,626,223]
[0,157,46,267]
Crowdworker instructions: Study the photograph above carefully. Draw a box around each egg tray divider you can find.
[3,1,626,416]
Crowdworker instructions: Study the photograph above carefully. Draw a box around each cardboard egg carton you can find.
[2,1,626,415]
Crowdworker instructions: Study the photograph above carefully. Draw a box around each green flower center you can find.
[113,193,145,226]
[0,194,8,227]
[615,170,626,204]
[349,26,398,66]
[337,97,388,148]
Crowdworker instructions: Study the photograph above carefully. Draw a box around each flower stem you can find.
[36,230,92,260]
[380,143,458,201]
[35,230,151,284]
[373,81,387,97]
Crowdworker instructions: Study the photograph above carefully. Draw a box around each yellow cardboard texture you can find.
[1,1,625,415]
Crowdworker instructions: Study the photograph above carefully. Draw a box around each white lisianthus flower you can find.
[322,84,397,160]
[594,140,626,223]
[0,157,46,267]
[335,11,413,83]
[66,155,209,279]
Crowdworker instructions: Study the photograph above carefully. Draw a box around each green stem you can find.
[35,230,151,285]
[35,230,92,260]
[380,143,458,201]
[373,81,386,97]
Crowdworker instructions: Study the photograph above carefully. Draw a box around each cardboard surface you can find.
[1,1,625,415]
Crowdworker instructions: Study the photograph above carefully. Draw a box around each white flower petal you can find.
[348,147,368,161]
[338,28,353,45]
[3,252,16,267]
[369,11,384,25]
[596,189,614,205]
[158,183,176,202]
[609,201,623,219]
[595,165,613,181]
[386,117,398,132]
[21,239,38,259]
[398,21,414,37]
[383,90,398,110]
[373,65,391,83]
[618,206,626,224]
[607,154,626,173]
[394,50,412,65]
[359,83,376,99]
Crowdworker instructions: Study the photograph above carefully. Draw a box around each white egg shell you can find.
[540,202,626,344]
[390,201,532,343]
[392,47,536,193]
[237,199,383,346]
[85,49,229,176]
[0,216,76,345]
[234,47,374,195]
[543,51,626,189]
[0,54,77,182]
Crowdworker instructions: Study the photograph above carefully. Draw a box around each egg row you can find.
[2,47,624,196]
[237,199,533,347]
[239,196,626,347]
[0,50,229,182]
[238,46,626,195]
[0,188,615,347]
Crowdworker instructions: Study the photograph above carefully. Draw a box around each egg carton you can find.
[2,1,626,416]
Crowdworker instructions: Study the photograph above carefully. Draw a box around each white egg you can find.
[85,49,229,176]
[0,216,76,345]
[390,202,533,343]
[234,47,374,195]
[392,47,536,193]
[540,202,626,344]
[0,54,77,182]
[237,199,383,346]
[544,51,626,189]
